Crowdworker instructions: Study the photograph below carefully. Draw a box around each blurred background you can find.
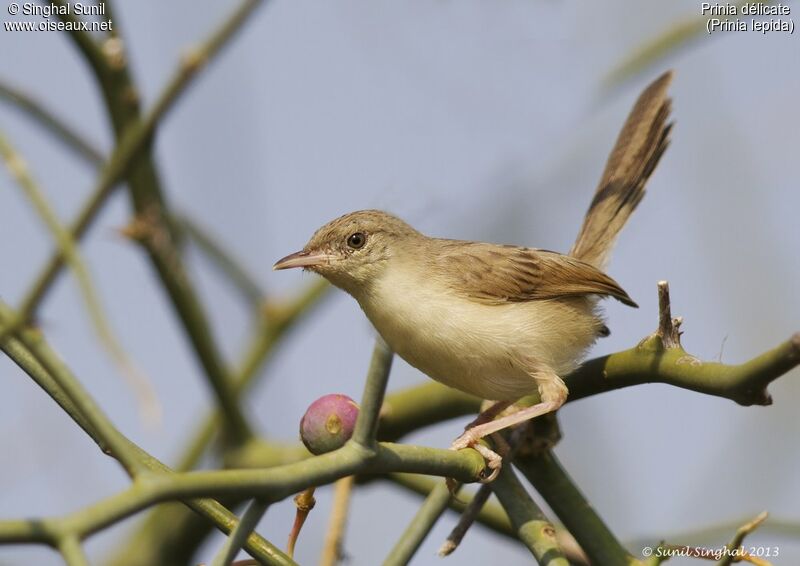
[1,1,798,564]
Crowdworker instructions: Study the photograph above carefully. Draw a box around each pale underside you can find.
[358,256,604,401]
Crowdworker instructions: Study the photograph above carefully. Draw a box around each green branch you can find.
[384,481,455,566]
[0,310,295,565]
[375,324,800,421]
[565,332,800,406]
[352,339,394,449]
[492,465,568,565]
[0,316,480,554]
[0,296,483,564]
[515,451,635,566]
[0,444,484,545]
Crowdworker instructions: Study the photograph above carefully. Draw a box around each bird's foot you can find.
[450,430,503,484]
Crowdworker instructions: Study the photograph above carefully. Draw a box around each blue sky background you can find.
[1,1,799,564]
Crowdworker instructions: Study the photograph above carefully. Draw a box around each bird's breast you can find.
[356,266,598,400]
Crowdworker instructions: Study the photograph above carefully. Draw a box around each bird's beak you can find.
[273,250,333,270]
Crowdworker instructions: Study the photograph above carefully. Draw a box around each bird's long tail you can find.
[570,71,674,270]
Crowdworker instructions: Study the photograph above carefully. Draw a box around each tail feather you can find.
[570,71,674,269]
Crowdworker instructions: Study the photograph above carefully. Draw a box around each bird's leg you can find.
[450,373,567,479]
[464,400,514,429]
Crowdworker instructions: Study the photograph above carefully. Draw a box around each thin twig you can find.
[286,487,316,558]
[0,131,161,426]
[211,499,269,566]
[438,483,493,556]
[321,476,355,566]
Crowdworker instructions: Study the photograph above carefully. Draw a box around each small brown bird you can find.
[275,71,673,477]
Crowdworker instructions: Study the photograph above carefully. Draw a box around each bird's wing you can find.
[432,241,637,307]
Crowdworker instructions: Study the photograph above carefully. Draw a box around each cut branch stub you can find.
[656,280,682,349]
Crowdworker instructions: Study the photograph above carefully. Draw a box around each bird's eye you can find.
[347,232,366,249]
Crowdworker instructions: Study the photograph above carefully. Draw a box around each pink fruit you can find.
[299,394,360,455]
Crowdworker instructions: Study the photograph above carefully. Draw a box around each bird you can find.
[274,71,673,478]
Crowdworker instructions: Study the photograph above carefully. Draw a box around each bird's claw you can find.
[472,443,502,483]
[449,430,503,484]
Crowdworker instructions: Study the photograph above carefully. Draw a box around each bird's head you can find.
[273,210,421,296]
